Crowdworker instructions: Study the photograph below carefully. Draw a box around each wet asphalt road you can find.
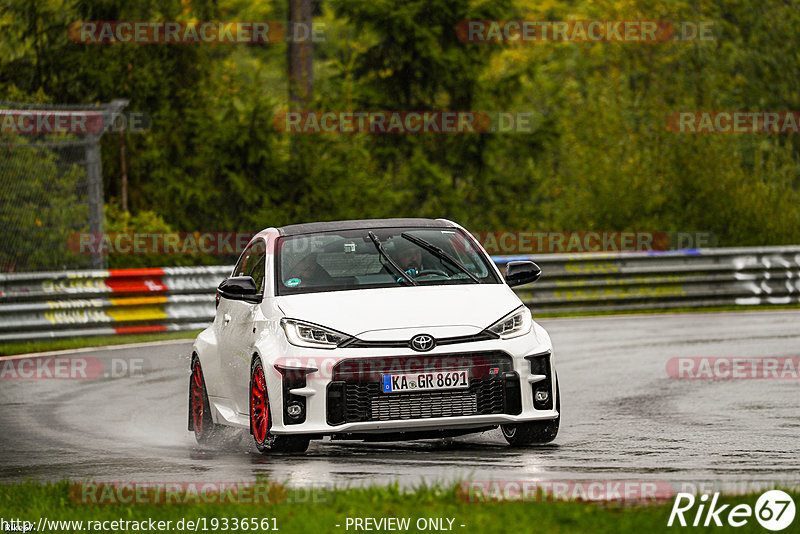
[1,310,798,492]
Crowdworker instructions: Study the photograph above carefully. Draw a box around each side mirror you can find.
[218,276,262,304]
[504,261,542,287]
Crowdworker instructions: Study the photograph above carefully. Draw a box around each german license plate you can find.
[381,370,469,393]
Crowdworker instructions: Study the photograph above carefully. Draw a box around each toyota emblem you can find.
[410,334,435,352]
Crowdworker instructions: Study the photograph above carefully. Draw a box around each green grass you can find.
[0,481,795,533]
[0,330,200,356]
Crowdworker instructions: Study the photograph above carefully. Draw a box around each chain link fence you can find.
[0,100,127,272]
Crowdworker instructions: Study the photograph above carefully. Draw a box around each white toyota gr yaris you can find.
[189,218,559,453]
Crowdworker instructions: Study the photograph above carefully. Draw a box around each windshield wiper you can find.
[367,231,418,286]
[401,232,481,283]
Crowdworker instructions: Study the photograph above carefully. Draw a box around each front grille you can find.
[342,331,498,349]
[371,391,478,420]
[327,352,518,425]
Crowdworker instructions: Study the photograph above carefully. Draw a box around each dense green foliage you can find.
[1,0,799,269]
[0,133,88,270]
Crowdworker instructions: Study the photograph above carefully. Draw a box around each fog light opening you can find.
[287,402,304,419]
[535,389,549,403]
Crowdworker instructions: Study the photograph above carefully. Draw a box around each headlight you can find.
[486,306,533,339]
[280,318,352,349]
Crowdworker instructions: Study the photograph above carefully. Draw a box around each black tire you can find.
[250,358,310,454]
[502,379,560,446]
[189,356,224,445]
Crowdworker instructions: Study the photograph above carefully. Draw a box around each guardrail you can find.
[500,246,800,314]
[0,267,228,342]
[1,247,798,342]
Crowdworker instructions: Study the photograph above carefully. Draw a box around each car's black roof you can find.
[277,218,455,237]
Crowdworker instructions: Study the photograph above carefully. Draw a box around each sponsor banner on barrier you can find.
[0,296,214,329]
[39,301,165,327]
[0,269,168,299]
[106,269,166,293]
[0,266,230,301]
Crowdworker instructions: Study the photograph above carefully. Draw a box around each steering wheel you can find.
[416,269,451,278]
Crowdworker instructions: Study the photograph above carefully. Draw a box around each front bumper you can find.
[264,335,558,436]
[272,412,559,435]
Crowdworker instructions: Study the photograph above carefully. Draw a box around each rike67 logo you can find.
[668,490,796,530]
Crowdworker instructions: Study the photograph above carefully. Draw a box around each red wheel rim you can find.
[251,363,269,443]
[191,363,204,435]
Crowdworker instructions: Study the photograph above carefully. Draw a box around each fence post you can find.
[85,137,104,269]
[85,99,128,270]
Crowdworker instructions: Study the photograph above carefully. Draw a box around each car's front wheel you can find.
[189,356,224,445]
[501,380,560,446]
[250,358,310,454]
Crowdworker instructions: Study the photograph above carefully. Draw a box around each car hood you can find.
[276,284,522,339]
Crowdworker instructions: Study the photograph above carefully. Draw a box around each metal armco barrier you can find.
[1,247,798,342]
[499,246,800,314]
[0,267,228,342]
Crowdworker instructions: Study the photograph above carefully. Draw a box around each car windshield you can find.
[276,227,499,294]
